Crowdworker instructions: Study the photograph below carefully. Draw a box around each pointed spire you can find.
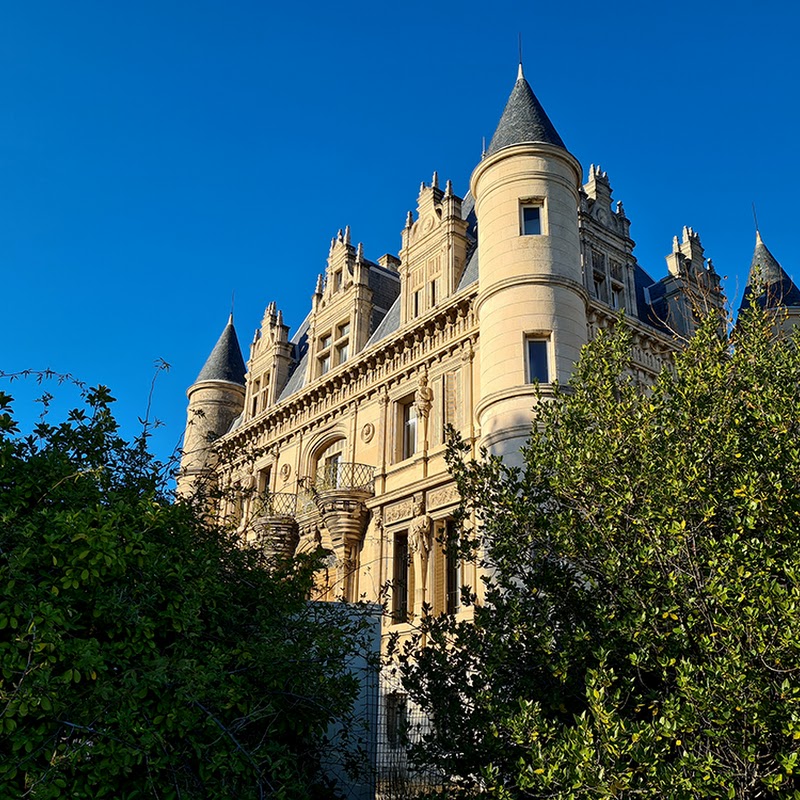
[194,316,247,386]
[486,66,566,156]
[315,274,325,295]
[740,231,800,311]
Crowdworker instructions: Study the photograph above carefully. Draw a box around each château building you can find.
[177,63,798,627]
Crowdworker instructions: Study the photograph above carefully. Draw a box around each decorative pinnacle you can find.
[432,171,439,189]
[406,211,414,228]
[444,179,453,197]
[344,225,351,244]
[315,274,324,294]
[356,242,364,261]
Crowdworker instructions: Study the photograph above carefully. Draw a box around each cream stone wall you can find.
[179,380,245,498]
[471,143,586,461]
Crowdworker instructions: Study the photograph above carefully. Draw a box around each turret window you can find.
[526,336,550,383]
[521,204,542,235]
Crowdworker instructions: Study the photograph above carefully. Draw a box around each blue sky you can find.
[2,0,797,469]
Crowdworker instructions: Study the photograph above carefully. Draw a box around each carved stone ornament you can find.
[279,463,292,481]
[361,422,375,443]
[427,483,460,510]
[414,367,434,420]
[385,499,415,524]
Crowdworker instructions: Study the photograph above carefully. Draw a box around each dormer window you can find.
[318,332,332,377]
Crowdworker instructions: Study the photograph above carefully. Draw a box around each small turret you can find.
[471,63,585,462]
[178,315,246,499]
[739,230,800,332]
[741,230,800,311]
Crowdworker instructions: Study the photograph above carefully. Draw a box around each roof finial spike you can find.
[518,33,524,80]
[752,202,760,237]
[356,241,364,261]
[481,136,486,157]
[229,291,235,324]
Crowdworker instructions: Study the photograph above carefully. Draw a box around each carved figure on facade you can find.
[409,495,433,615]
[414,367,433,420]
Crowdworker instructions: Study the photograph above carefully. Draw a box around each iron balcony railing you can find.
[314,462,375,494]
[251,492,297,518]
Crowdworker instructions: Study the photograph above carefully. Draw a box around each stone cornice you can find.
[220,286,480,455]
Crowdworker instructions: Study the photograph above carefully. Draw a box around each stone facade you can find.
[177,64,795,635]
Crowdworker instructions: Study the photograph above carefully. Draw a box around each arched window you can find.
[314,438,346,489]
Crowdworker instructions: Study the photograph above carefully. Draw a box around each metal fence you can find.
[251,491,297,517]
[315,462,375,493]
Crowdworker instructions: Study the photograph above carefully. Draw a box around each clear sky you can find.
[2,0,797,470]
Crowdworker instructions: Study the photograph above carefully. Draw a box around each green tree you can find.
[0,385,369,799]
[398,306,800,799]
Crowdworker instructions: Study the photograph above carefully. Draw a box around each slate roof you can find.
[486,65,566,156]
[194,315,247,385]
[739,231,800,311]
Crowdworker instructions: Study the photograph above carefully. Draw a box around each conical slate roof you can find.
[739,231,800,311]
[486,64,566,156]
[194,314,247,385]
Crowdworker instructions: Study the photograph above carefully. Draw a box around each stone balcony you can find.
[250,492,299,558]
[301,462,375,556]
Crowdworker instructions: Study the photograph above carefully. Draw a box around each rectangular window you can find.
[402,402,418,459]
[593,273,606,302]
[334,270,342,291]
[413,290,421,317]
[321,453,342,489]
[319,333,332,350]
[527,337,550,383]
[257,466,271,495]
[338,321,350,337]
[251,379,260,417]
[612,285,624,310]
[319,353,331,376]
[521,205,541,235]
[430,280,437,307]
[445,519,460,615]
[386,692,408,747]
[393,532,409,622]
[337,341,349,364]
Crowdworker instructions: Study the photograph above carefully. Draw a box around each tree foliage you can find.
[399,306,800,798]
[0,386,367,799]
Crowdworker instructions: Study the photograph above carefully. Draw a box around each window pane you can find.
[393,533,409,621]
[522,206,541,235]
[403,403,417,458]
[337,342,348,364]
[528,339,549,383]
